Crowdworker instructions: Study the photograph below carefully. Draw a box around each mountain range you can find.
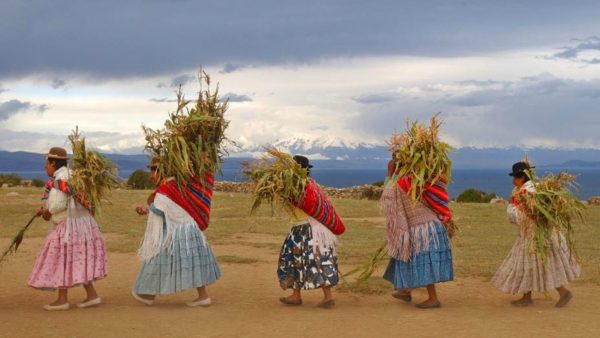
[1,136,599,172]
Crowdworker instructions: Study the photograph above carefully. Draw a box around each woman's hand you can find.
[135,206,149,215]
[41,209,52,221]
[36,207,52,220]
[35,207,45,217]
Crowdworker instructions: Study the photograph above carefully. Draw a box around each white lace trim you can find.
[138,193,206,261]
[308,217,338,256]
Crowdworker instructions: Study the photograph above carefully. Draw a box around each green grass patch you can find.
[1,188,599,284]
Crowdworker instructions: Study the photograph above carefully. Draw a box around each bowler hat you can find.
[509,161,534,177]
[293,155,313,169]
[45,147,69,160]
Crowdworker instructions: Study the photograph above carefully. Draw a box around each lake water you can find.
[5,168,599,199]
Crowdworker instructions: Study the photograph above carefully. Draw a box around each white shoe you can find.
[131,291,154,306]
[43,303,70,311]
[186,297,211,307]
[77,297,102,308]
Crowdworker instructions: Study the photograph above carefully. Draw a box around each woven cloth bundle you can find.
[297,178,345,235]
[152,173,214,231]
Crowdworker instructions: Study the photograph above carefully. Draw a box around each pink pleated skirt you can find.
[28,218,108,290]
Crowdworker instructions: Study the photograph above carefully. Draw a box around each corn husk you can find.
[514,169,585,262]
[143,71,230,185]
[388,114,454,202]
[68,127,119,215]
[343,241,387,284]
[243,148,309,215]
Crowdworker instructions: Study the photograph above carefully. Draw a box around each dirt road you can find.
[0,235,598,338]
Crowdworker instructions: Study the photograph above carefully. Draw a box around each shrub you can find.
[372,180,385,187]
[456,188,497,203]
[31,178,46,188]
[0,174,23,187]
[127,170,155,190]
[361,185,383,200]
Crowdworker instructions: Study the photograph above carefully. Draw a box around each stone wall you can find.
[213,181,383,200]
[588,196,600,206]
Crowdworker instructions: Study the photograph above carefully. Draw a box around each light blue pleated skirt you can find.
[133,224,221,296]
[383,221,453,289]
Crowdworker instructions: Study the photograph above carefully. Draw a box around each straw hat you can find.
[45,147,70,160]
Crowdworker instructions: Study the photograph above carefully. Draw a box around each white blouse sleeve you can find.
[47,188,69,215]
[506,204,518,224]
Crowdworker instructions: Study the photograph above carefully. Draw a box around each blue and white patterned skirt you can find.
[277,222,339,290]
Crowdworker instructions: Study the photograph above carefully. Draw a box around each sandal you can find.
[511,298,533,307]
[392,291,412,302]
[416,300,441,309]
[279,297,302,306]
[317,299,336,309]
[555,291,573,308]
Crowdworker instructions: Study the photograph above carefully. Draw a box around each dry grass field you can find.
[1,187,599,337]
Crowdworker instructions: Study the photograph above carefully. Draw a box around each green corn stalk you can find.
[243,148,309,216]
[143,70,231,187]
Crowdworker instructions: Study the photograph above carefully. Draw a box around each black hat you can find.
[509,161,534,177]
[293,155,313,169]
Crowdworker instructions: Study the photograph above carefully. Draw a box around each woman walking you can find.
[491,161,580,307]
[132,158,221,306]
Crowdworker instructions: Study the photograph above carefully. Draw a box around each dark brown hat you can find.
[45,147,69,160]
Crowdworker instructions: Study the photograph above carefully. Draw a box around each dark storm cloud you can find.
[50,79,67,89]
[351,73,600,148]
[0,100,30,120]
[2,0,600,79]
[219,63,246,74]
[157,74,196,88]
[549,36,600,64]
[221,92,252,103]
[0,99,48,120]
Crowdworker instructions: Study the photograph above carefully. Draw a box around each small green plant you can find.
[0,174,22,187]
[127,170,155,190]
[456,188,498,203]
[31,178,45,188]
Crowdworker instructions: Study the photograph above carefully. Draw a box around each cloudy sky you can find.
[1,0,600,154]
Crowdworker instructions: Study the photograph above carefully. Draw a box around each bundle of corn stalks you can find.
[514,169,585,261]
[243,148,309,216]
[68,127,119,215]
[143,71,230,185]
[387,114,453,202]
[0,216,36,265]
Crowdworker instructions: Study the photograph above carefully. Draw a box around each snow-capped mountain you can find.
[227,137,600,169]
[230,136,390,161]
